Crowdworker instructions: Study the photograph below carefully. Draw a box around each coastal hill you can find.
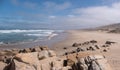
[95,23,120,33]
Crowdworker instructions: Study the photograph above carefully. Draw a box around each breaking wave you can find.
[0,29,54,33]
[0,29,63,44]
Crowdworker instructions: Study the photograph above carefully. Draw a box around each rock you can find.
[61,66,72,70]
[89,46,96,51]
[30,48,36,52]
[14,59,36,70]
[11,49,19,54]
[78,43,81,46]
[39,57,59,70]
[36,47,42,52]
[19,49,28,53]
[71,55,112,70]
[40,46,49,50]
[77,58,88,70]
[3,58,16,70]
[15,52,39,64]
[64,52,69,55]
[0,62,6,70]
[32,47,41,52]
[51,60,63,70]
[87,55,111,70]
[88,57,112,70]
[90,40,97,44]
[0,56,5,61]
[0,47,112,70]
[71,50,76,54]
[76,48,81,52]
[103,49,107,52]
[24,48,31,53]
[38,50,49,60]
[105,41,116,45]
[95,58,112,70]
[88,60,101,70]
[15,52,42,70]
[67,59,75,66]
[63,47,67,50]
[41,63,51,70]
[48,50,56,57]
[72,43,79,47]
[102,44,110,47]
[94,45,100,49]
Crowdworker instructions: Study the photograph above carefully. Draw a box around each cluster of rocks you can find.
[0,46,48,57]
[0,49,112,70]
[0,46,57,70]
[18,46,48,53]
[0,40,114,70]
[64,40,116,55]
[72,40,97,47]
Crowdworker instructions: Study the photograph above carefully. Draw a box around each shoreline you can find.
[0,30,68,50]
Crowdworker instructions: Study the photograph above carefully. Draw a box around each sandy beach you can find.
[51,30,120,70]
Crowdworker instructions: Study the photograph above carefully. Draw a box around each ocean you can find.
[0,29,64,45]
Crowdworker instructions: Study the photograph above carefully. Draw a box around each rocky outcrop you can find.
[69,55,112,70]
[0,46,112,70]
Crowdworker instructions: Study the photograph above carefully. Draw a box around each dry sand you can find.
[52,30,120,70]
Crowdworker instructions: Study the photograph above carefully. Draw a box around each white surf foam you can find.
[0,29,55,33]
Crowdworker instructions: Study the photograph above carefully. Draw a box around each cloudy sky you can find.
[0,0,120,29]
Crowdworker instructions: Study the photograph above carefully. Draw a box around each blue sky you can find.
[0,0,120,29]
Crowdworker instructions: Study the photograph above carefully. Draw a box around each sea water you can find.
[0,29,63,44]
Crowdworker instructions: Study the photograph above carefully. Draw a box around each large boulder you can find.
[14,59,36,70]
[70,55,112,70]
[15,52,39,64]
[77,58,88,70]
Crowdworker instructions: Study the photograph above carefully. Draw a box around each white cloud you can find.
[49,2,120,28]
[72,3,120,24]
[49,16,56,19]
[9,1,120,29]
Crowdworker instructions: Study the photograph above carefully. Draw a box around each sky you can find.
[0,0,120,29]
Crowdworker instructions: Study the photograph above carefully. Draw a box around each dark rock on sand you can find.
[90,40,97,44]
[105,41,116,45]
[72,43,79,47]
